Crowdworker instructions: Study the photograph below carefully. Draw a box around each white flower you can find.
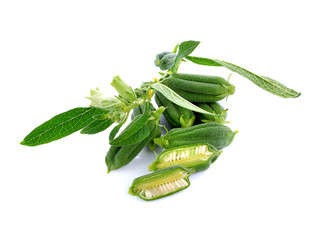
[86,88,119,109]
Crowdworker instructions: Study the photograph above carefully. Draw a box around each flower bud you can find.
[111,76,137,102]
[86,88,124,109]
[154,52,176,70]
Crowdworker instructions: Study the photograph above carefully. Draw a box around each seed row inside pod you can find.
[149,143,221,173]
[129,166,192,201]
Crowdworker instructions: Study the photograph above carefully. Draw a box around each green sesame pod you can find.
[163,85,227,102]
[155,91,195,128]
[105,121,159,173]
[154,122,238,150]
[149,143,222,172]
[162,73,235,102]
[165,77,230,95]
[195,102,227,124]
[171,73,230,84]
[128,166,193,201]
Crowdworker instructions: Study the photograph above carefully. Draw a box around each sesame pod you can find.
[149,143,222,172]
[155,91,195,128]
[162,73,235,102]
[154,122,238,150]
[128,166,193,201]
[195,102,227,124]
[154,52,177,70]
[105,121,159,173]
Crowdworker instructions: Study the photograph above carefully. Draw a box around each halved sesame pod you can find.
[162,73,235,102]
[195,102,227,124]
[155,91,195,128]
[128,166,193,201]
[154,122,238,150]
[149,143,222,172]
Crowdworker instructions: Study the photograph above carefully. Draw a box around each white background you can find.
[1,0,326,239]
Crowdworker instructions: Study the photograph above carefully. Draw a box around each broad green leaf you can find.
[186,56,300,98]
[80,119,114,134]
[110,111,150,146]
[21,107,108,146]
[151,83,223,116]
[171,40,200,72]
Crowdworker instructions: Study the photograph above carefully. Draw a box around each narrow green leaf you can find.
[186,56,300,98]
[215,60,300,98]
[21,107,109,146]
[109,123,123,142]
[173,44,179,53]
[260,76,301,98]
[108,111,131,142]
[110,111,150,146]
[185,56,223,67]
[151,83,223,116]
[171,40,200,72]
[92,114,109,120]
[80,119,114,134]
[111,125,150,146]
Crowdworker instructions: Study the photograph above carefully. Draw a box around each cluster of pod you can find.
[106,72,238,201]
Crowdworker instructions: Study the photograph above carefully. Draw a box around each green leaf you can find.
[109,123,124,142]
[151,83,222,116]
[80,119,114,134]
[92,114,109,120]
[112,125,150,146]
[186,56,300,98]
[185,56,223,67]
[21,107,109,146]
[173,44,179,53]
[171,40,200,72]
[110,111,150,146]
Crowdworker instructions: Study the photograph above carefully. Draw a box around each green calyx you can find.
[179,114,195,128]
[153,136,168,148]
[195,102,228,125]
